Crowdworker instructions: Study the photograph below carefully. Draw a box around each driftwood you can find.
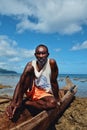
[0,99,10,104]
[0,95,12,104]
[0,95,12,100]
[0,77,77,130]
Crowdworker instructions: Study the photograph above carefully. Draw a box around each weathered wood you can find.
[0,95,12,100]
[9,87,77,130]
[63,76,75,90]
[0,99,10,104]
[0,77,77,130]
[0,95,12,104]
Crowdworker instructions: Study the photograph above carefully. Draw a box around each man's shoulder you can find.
[49,58,58,70]
[25,61,34,71]
[26,61,32,66]
[49,58,56,64]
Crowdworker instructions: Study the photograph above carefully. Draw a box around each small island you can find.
[0,68,17,74]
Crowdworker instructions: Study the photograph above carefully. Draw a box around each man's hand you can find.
[6,102,20,119]
[56,97,62,106]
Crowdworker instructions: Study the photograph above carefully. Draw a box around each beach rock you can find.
[55,97,87,130]
[0,84,12,89]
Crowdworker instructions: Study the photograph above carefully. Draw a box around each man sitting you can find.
[6,44,60,119]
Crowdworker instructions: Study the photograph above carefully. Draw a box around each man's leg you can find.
[25,96,57,110]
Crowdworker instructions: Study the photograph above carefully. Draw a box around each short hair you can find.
[35,44,49,53]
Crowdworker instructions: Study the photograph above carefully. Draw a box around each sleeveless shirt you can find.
[32,59,53,93]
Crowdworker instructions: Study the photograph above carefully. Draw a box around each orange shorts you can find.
[26,86,53,101]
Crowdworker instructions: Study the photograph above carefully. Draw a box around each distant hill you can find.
[0,68,17,74]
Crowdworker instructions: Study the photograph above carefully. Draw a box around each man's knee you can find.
[50,98,57,107]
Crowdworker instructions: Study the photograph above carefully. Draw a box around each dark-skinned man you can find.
[6,44,60,119]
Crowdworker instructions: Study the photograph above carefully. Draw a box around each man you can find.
[6,44,60,119]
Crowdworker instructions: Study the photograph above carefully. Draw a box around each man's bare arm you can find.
[6,62,34,119]
[50,59,59,99]
[12,62,34,105]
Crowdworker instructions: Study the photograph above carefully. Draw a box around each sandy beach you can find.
[0,84,87,130]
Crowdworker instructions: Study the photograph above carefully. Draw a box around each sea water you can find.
[0,73,87,97]
[59,74,87,97]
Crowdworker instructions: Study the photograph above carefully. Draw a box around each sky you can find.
[0,0,87,74]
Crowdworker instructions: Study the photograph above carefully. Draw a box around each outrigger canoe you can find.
[0,76,77,130]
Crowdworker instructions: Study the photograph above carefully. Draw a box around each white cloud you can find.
[0,0,32,15]
[0,62,6,66]
[53,48,61,52]
[0,35,35,71]
[0,35,34,58]
[0,0,87,34]
[70,40,87,51]
[8,57,21,62]
[0,35,17,57]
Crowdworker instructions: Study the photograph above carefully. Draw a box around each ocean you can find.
[0,73,87,97]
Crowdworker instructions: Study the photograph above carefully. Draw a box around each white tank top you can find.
[32,59,52,93]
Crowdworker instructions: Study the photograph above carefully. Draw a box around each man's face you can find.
[35,46,49,67]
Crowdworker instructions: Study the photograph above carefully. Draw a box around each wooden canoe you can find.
[0,76,77,130]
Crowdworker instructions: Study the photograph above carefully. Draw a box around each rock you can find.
[55,97,87,130]
[0,84,12,89]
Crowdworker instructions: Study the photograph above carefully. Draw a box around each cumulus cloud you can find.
[70,40,87,51]
[0,35,34,70]
[0,35,17,57]
[53,48,61,52]
[0,35,34,58]
[0,0,87,34]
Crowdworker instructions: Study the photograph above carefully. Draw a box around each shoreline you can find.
[0,84,12,89]
[0,84,87,98]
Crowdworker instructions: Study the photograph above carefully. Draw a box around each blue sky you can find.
[0,0,87,74]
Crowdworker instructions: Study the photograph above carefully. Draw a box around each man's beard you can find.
[37,58,47,67]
